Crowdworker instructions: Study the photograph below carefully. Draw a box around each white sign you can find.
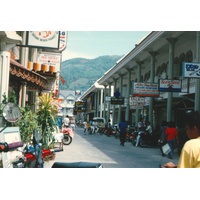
[27,31,60,49]
[133,82,159,97]
[129,97,145,109]
[59,31,68,52]
[159,79,182,92]
[182,62,200,78]
[37,52,61,72]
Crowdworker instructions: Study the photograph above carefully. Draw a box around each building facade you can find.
[80,31,200,129]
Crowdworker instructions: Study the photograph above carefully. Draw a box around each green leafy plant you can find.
[36,92,59,148]
[17,105,39,144]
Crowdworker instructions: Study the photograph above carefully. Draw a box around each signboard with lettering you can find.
[182,62,200,78]
[129,97,145,109]
[111,97,124,105]
[27,31,60,49]
[133,82,159,97]
[37,52,61,73]
[74,101,86,112]
[158,79,182,92]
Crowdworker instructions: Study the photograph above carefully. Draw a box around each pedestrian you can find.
[82,120,87,134]
[137,118,144,132]
[106,119,112,136]
[163,110,200,168]
[63,115,70,127]
[158,120,168,156]
[119,117,128,146]
[70,116,77,131]
[165,121,178,159]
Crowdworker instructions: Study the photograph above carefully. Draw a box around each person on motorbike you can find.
[62,125,73,136]
[135,121,152,147]
[163,110,200,168]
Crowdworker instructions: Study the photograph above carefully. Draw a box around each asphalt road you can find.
[48,127,180,168]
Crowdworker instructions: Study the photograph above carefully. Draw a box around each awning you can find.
[9,59,47,91]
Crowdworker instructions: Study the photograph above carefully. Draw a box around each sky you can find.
[61,31,150,61]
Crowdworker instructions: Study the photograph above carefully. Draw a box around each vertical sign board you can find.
[182,62,200,78]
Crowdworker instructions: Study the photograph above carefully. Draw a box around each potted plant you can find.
[36,92,59,149]
[17,105,39,144]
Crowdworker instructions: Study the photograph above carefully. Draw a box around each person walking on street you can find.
[83,120,87,134]
[163,110,200,168]
[158,120,168,156]
[119,117,128,146]
[165,121,178,159]
[70,116,77,131]
[107,119,112,136]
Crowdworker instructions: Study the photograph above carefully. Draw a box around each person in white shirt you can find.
[63,115,70,126]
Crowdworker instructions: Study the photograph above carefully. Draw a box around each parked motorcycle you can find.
[12,129,63,168]
[12,144,63,168]
[133,130,160,147]
[62,126,74,145]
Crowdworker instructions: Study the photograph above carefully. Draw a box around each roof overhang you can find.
[10,59,47,91]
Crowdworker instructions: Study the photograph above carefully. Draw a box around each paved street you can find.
[48,127,179,168]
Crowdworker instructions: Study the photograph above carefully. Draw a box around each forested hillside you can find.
[59,55,122,92]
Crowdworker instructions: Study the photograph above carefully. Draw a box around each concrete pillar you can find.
[19,82,27,107]
[100,88,103,117]
[107,83,112,122]
[112,78,117,124]
[103,85,107,118]
[195,31,200,111]
[117,74,123,123]
[96,90,100,117]
[0,51,10,103]
[166,38,177,122]
[136,61,143,124]
[94,91,97,117]
[125,68,132,123]
[148,51,158,127]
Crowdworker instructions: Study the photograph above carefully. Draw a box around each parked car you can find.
[92,117,106,128]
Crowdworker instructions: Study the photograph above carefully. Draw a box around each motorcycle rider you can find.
[135,121,152,147]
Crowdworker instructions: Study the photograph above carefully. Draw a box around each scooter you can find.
[62,126,74,145]
[12,144,63,168]
[134,131,160,147]
[11,129,63,168]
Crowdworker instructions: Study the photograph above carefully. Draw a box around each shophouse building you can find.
[80,31,200,129]
[0,31,67,126]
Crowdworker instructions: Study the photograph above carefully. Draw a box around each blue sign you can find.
[182,62,200,78]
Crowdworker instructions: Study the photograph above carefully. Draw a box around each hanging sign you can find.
[133,82,159,97]
[129,97,145,109]
[182,62,200,78]
[158,79,182,92]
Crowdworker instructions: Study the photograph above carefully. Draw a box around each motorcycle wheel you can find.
[139,139,147,147]
[63,135,72,145]
[131,138,136,146]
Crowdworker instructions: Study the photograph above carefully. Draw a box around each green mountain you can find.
[59,55,123,92]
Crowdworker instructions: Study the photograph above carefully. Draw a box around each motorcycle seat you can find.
[51,161,103,168]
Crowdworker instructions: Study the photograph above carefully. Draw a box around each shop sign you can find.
[129,97,145,109]
[111,97,124,105]
[27,31,60,49]
[182,62,200,78]
[37,52,61,72]
[159,79,182,92]
[133,82,159,97]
